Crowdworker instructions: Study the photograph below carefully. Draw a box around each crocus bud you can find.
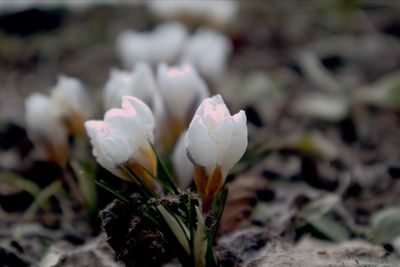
[51,75,91,135]
[85,96,157,187]
[185,95,247,210]
[103,63,157,110]
[116,22,188,68]
[25,93,69,166]
[181,28,231,82]
[157,64,209,151]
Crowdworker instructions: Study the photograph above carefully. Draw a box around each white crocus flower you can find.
[181,28,231,82]
[51,75,91,135]
[25,93,69,166]
[103,63,157,110]
[85,96,157,187]
[116,22,188,68]
[157,64,209,151]
[185,95,247,209]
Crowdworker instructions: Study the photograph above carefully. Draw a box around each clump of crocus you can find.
[181,28,232,82]
[185,95,247,211]
[85,96,158,189]
[85,94,247,267]
[103,63,157,110]
[116,22,188,68]
[156,63,209,151]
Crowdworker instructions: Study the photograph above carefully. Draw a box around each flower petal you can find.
[220,110,247,173]
[186,115,217,172]
[211,116,233,165]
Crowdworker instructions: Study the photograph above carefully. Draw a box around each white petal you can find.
[25,94,67,149]
[122,96,155,142]
[131,62,157,104]
[51,75,91,118]
[211,117,233,165]
[103,68,133,110]
[186,115,217,171]
[181,28,231,81]
[157,64,209,122]
[151,22,188,63]
[172,131,194,188]
[220,110,247,173]
[100,136,132,165]
[196,94,230,130]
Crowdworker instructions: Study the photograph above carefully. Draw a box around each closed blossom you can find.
[85,96,157,187]
[157,63,209,150]
[116,22,188,68]
[181,28,231,82]
[103,63,157,110]
[185,95,247,209]
[25,94,69,166]
[51,75,91,135]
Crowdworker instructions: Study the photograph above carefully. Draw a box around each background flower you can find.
[25,93,69,166]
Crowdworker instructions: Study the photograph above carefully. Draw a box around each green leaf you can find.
[80,171,129,203]
[0,172,40,196]
[149,143,178,194]
[309,216,350,242]
[300,194,339,221]
[24,180,63,217]
[370,207,400,244]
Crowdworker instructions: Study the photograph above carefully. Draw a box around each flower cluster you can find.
[25,75,90,166]
[116,21,231,82]
[104,63,210,154]
[85,93,247,267]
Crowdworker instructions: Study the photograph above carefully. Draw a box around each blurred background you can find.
[1,1,400,266]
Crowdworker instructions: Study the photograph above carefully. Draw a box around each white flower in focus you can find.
[172,131,193,189]
[85,96,157,186]
[116,22,188,68]
[103,63,157,110]
[185,95,247,208]
[25,93,69,166]
[51,75,91,135]
[157,63,209,150]
[181,28,231,82]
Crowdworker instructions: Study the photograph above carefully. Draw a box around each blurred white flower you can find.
[185,95,247,207]
[181,28,231,82]
[294,94,349,122]
[116,22,188,68]
[85,96,157,186]
[103,63,157,110]
[172,131,193,189]
[157,63,209,150]
[157,63,209,123]
[25,94,69,166]
[147,1,238,28]
[51,75,91,135]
